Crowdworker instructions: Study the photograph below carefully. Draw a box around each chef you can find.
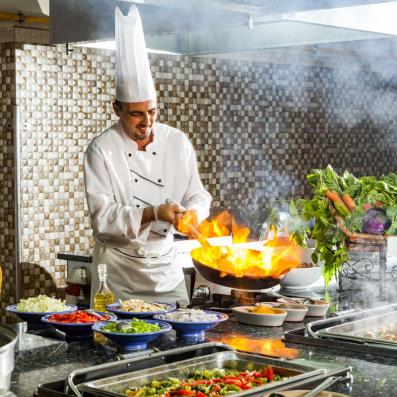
[84,5,211,306]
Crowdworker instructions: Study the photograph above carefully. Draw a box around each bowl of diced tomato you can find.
[41,310,117,338]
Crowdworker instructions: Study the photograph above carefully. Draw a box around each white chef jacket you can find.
[84,121,212,303]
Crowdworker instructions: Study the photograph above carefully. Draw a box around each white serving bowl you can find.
[232,306,287,327]
[280,266,323,290]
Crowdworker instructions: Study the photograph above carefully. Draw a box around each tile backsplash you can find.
[0,43,17,321]
[1,41,397,322]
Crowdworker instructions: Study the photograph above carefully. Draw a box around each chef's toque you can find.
[115,5,156,103]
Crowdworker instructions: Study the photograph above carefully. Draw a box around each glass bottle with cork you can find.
[93,263,115,343]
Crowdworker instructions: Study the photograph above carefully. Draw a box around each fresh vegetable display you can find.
[17,295,72,313]
[125,366,285,397]
[48,310,110,323]
[287,165,397,283]
[102,318,161,334]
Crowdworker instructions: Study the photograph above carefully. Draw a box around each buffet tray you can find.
[77,351,325,397]
[284,303,397,357]
[36,343,350,397]
[317,312,397,348]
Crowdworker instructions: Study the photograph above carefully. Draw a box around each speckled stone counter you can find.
[11,291,397,397]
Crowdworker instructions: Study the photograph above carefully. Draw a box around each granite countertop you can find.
[11,291,397,397]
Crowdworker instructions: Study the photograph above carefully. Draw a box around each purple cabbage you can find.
[362,208,391,235]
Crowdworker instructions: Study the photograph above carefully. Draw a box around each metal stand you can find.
[337,241,388,300]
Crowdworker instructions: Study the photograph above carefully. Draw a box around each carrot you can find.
[325,189,341,203]
[325,189,350,217]
[342,193,355,213]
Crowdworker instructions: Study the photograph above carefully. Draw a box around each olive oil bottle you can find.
[94,263,115,311]
[93,263,115,344]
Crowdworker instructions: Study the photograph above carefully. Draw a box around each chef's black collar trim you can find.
[130,169,165,187]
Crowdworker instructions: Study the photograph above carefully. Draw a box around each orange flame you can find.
[182,210,303,279]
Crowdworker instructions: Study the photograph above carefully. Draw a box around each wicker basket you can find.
[328,200,388,246]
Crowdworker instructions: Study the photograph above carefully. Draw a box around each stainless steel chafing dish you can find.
[67,344,352,397]
[0,324,18,392]
[301,303,397,355]
[317,311,397,349]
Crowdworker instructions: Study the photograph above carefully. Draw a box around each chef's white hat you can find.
[115,5,156,103]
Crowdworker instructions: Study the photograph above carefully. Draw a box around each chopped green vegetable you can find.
[102,318,161,334]
[125,367,286,397]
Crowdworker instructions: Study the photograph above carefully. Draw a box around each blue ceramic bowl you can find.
[41,311,117,338]
[106,302,176,319]
[92,319,172,352]
[6,304,77,325]
[153,311,228,341]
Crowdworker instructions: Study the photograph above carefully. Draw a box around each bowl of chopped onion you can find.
[106,299,176,319]
[6,295,77,325]
[153,309,228,341]
[92,318,172,352]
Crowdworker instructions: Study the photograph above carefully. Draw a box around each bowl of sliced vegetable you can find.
[41,310,117,338]
[153,309,228,341]
[106,299,176,319]
[6,295,77,325]
[92,318,172,352]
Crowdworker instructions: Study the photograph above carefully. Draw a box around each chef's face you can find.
[113,100,157,142]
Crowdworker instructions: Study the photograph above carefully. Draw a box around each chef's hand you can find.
[175,209,199,236]
[156,203,186,226]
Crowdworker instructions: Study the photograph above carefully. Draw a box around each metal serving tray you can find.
[77,351,325,397]
[317,312,397,348]
[283,303,397,358]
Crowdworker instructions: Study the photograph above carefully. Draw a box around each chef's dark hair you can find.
[114,100,123,110]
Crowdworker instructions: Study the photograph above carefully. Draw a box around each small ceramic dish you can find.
[232,306,287,327]
[276,297,329,317]
[271,303,308,322]
[304,300,330,317]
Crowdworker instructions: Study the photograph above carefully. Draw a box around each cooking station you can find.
[9,286,397,397]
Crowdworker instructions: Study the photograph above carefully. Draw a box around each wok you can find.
[193,258,281,290]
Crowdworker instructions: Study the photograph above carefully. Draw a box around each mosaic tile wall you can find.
[2,41,397,321]
[0,43,17,322]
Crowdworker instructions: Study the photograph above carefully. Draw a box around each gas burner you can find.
[190,288,281,312]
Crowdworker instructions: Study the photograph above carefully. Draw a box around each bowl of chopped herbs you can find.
[92,318,172,352]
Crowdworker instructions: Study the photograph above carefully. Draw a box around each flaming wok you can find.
[191,242,305,290]
[178,210,305,290]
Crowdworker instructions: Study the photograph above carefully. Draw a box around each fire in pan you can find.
[192,258,280,290]
[191,242,304,290]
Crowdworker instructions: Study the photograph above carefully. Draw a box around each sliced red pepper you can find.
[266,366,274,381]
